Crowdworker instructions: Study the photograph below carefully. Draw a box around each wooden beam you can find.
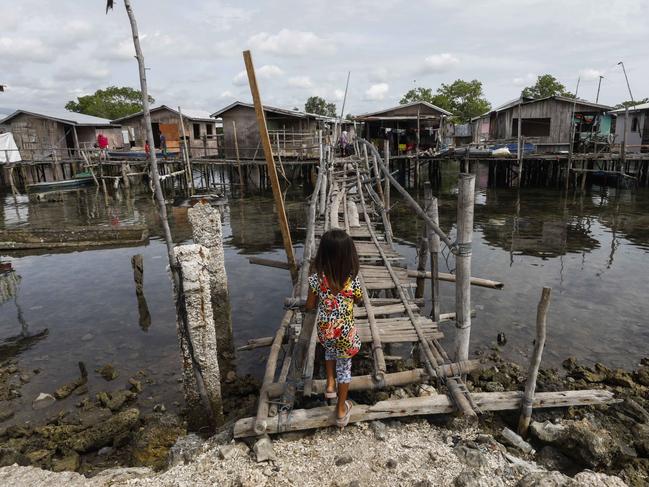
[243,50,297,282]
[407,270,504,290]
[234,389,618,438]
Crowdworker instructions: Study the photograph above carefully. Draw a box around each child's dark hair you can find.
[314,229,359,290]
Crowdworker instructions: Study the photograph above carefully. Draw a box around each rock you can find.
[607,369,635,389]
[19,374,30,384]
[218,442,249,460]
[93,467,153,482]
[51,451,80,472]
[454,469,486,487]
[386,457,398,469]
[530,421,566,443]
[225,370,237,383]
[620,398,649,424]
[0,448,30,467]
[131,414,185,470]
[81,333,93,342]
[0,405,14,423]
[537,446,574,472]
[370,420,387,441]
[54,381,83,400]
[66,407,140,453]
[335,454,353,466]
[390,388,410,400]
[518,470,570,486]
[348,481,361,487]
[454,445,488,469]
[636,367,649,387]
[153,403,166,413]
[97,364,118,381]
[253,435,276,462]
[78,407,112,428]
[25,449,53,466]
[484,381,505,392]
[168,433,204,467]
[572,471,629,486]
[632,423,649,456]
[32,393,56,410]
[417,384,437,397]
[98,446,113,456]
[128,377,143,393]
[98,390,135,411]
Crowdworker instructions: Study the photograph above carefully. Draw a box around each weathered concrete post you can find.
[187,202,233,368]
[454,173,476,363]
[174,244,224,428]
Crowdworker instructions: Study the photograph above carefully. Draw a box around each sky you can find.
[0,0,648,118]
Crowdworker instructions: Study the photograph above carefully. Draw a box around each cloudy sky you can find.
[1,0,647,117]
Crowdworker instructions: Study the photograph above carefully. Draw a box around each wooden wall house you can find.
[0,109,123,161]
[212,101,332,159]
[111,105,219,158]
[610,102,649,153]
[471,96,613,153]
[353,101,452,156]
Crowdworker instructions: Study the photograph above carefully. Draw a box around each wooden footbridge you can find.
[233,138,617,438]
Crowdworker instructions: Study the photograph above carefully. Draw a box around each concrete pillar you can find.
[187,202,233,367]
[174,244,224,429]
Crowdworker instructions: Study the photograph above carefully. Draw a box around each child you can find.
[306,229,362,427]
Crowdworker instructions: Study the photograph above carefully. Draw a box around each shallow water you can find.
[0,164,648,425]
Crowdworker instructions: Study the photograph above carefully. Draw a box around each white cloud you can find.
[513,73,537,86]
[333,89,345,101]
[220,90,234,98]
[369,67,389,83]
[54,63,110,82]
[248,29,335,56]
[579,68,604,81]
[420,53,459,73]
[365,83,389,101]
[288,76,313,89]
[0,37,53,63]
[233,64,283,86]
[107,38,135,61]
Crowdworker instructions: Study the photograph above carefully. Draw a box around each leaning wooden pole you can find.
[454,173,476,363]
[243,50,297,282]
[518,287,552,437]
[177,106,194,194]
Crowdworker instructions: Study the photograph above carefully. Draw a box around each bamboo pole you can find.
[178,106,194,194]
[407,270,504,290]
[454,173,476,363]
[424,183,440,321]
[232,121,244,194]
[119,0,216,429]
[243,50,297,282]
[518,287,552,437]
[383,139,390,215]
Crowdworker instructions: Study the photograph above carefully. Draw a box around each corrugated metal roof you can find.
[610,102,649,113]
[210,101,335,121]
[0,109,115,126]
[111,105,216,123]
[354,101,453,119]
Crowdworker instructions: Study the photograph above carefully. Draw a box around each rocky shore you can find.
[0,352,647,486]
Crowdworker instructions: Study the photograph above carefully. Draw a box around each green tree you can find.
[521,74,574,99]
[614,97,649,109]
[65,86,154,120]
[304,96,336,117]
[400,80,491,123]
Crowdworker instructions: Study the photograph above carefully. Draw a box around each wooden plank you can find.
[234,390,618,437]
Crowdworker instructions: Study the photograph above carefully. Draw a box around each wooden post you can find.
[131,254,151,331]
[178,106,194,194]
[454,173,475,362]
[232,121,244,194]
[517,100,523,186]
[518,287,552,437]
[622,107,629,170]
[424,183,440,322]
[383,139,390,217]
[174,244,224,428]
[243,49,297,282]
[415,235,428,299]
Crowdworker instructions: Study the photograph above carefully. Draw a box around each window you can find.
[631,117,639,132]
[193,123,201,139]
[206,124,214,136]
[512,118,551,137]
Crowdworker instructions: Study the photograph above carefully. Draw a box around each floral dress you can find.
[308,273,362,359]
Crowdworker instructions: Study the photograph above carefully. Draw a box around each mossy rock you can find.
[131,415,186,471]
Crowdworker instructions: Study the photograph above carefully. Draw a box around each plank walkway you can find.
[235,152,618,438]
